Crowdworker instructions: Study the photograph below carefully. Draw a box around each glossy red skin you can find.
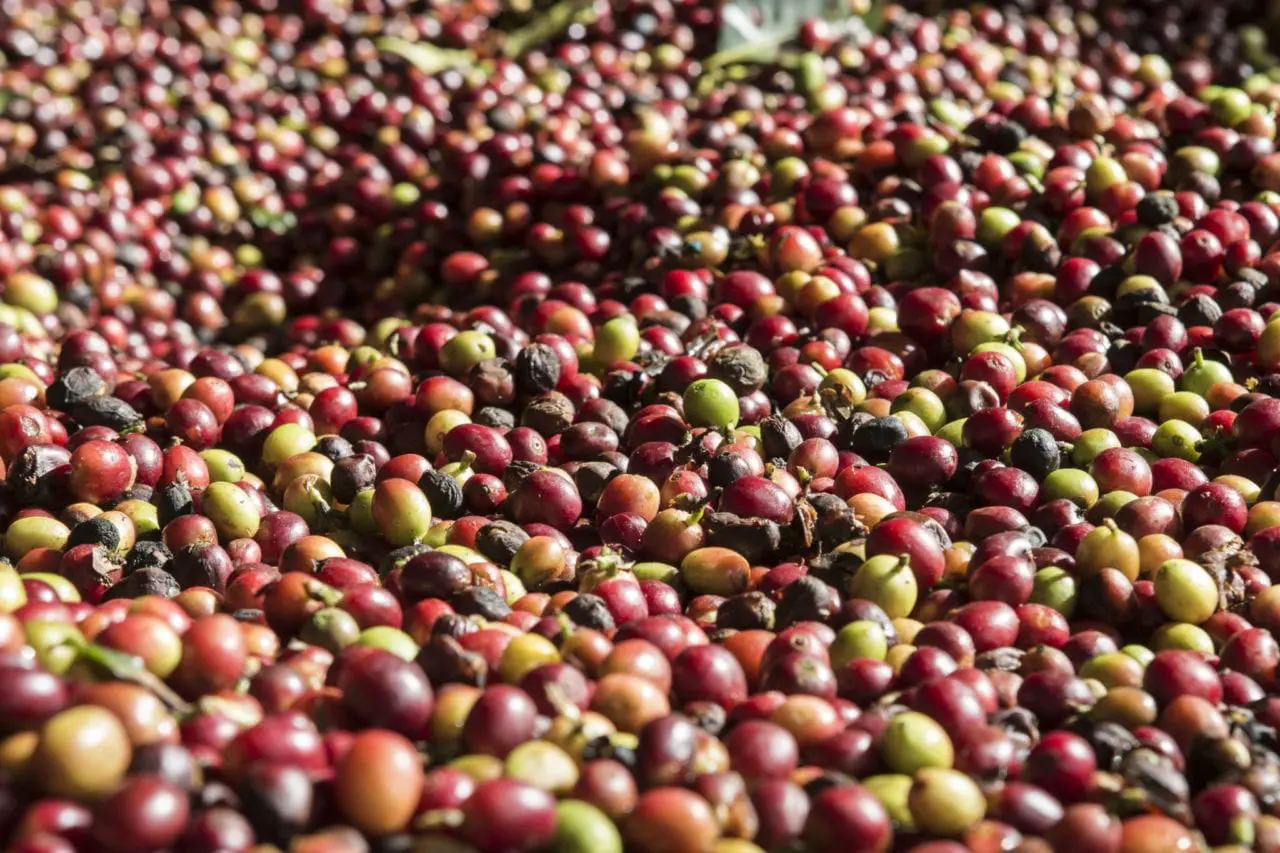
[864,517,945,589]
[461,685,538,758]
[885,436,959,492]
[221,712,328,779]
[803,784,893,853]
[1022,731,1097,804]
[92,776,190,852]
[671,644,749,710]
[718,476,796,524]
[832,466,905,509]
[1143,650,1223,707]
[460,779,557,852]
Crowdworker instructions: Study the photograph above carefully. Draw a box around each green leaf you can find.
[863,0,887,34]
[701,40,787,73]
[77,643,193,713]
[376,37,475,75]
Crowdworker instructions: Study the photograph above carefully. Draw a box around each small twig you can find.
[501,0,600,59]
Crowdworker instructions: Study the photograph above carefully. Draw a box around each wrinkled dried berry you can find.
[47,367,108,411]
[760,414,803,460]
[708,346,767,396]
[521,392,575,436]
[332,454,377,504]
[716,591,776,631]
[451,586,512,620]
[562,593,617,632]
[515,344,561,396]
[69,396,144,431]
[124,541,173,575]
[419,469,465,520]
[103,566,180,600]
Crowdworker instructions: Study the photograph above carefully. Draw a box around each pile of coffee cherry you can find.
[0,0,1279,850]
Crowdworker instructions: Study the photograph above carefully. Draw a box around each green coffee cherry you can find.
[592,316,640,367]
[202,481,262,540]
[881,711,954,774]
[683,378,739,433]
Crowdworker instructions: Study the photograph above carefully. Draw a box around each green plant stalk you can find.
[502,0,599,59]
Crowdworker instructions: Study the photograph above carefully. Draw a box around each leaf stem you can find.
[502,0,599,59]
